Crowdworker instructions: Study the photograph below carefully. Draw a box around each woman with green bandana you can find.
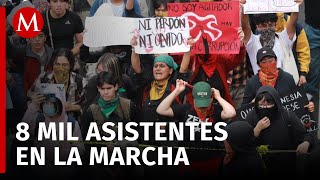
[130,36,193,178]
[80,71,142,179]
[27,48,87,120]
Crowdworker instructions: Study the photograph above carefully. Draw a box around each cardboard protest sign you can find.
[243,0,299,14]
[134,17,190,54]
[84,16,135,47]
[168,1,240,54]
[237,87,317,132]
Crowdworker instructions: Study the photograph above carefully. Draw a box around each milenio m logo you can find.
[12,7,44,38]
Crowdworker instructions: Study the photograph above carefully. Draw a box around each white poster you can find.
[243,0,299,14]
[134,17,190,54]
[83,16,135,47]
[38,84,66,104]
[84,16,190,54]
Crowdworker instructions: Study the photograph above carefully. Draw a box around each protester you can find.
[157,80,236,178]
[222,121,266,177]
[245,86,315,176]
[28,48,87,120]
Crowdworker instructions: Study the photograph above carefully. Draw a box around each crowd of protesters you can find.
[4,0,320,178]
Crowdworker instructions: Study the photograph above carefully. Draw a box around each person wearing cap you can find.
[242,47,315,117]
[156,79,236,178]
[241,0,304,75]
[178,27,246,107]
[241,47,297,106]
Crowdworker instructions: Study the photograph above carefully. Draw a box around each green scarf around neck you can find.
[98,94,120,118]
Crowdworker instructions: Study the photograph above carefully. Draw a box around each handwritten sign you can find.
[237,87,317,132]
[168,1,240,54]
[84,16,135,47]
[135,17,190,54]
[243,0,299,14]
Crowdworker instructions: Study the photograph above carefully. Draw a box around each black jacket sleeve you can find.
[79,44,107,63]
[288,111,315,149]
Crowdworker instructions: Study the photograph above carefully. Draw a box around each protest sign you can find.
[243,0,299,14]
[134,17,190,54]
[83,16,135,47]
[237,87,317,132]
[168,1,240,54]
[38,84,66,104]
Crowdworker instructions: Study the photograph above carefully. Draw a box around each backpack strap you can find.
[118,97,131,121]
[89,104,105,126]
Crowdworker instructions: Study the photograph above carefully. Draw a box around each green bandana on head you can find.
[154,55,178,70]
[98,94,120,118]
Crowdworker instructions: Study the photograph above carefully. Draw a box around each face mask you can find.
[53,66,69,84]
[156,11,168,17]
[259,61,278,76]
[256,106,277,120]
[259,27,276,48]
[43,103,57,117]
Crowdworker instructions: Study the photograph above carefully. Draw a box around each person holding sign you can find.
[241,0,303,75]
[156,80,236,178]
[179,27,246,107]
[28,48,87,120]
[245,86,315,176]
[130,36,193,178]
[241,47,315,113]
[20,93,85,177]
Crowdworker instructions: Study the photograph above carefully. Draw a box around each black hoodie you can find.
[222,121,266,177]
[246,86,314,150]
[245,86,315,175]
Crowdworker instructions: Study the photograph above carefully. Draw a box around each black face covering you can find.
[256,106,277,120]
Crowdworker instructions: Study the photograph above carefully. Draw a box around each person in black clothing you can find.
[42,0,84,55]
[157,80,236,178]
[242,47,297,106]
[241,47,315,113]
[222,121,266,177]
[245,86,315,176]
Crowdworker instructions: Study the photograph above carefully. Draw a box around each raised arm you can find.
[240,0,251,45]
[286,0,304,40]
[130,36,142,73]
[156,79,187,117]
[179,37,194,73]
